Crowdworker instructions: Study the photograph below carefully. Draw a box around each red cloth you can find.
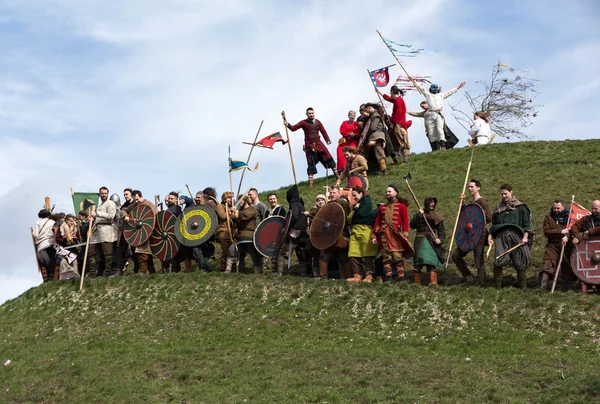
[336,120,360,171]
[383,94,412,130]
[287,119,333,160]
[372,202,409,250]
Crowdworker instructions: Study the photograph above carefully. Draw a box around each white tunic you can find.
[32,218,55,252]
[89,200,117,244]
[469,117,491,144]
[416,84,460,112]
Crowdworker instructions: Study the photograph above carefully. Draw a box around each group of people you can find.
[31,180,600,293]
[283,80,491,187]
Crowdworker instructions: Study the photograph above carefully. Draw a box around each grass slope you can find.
[1,140,600,403]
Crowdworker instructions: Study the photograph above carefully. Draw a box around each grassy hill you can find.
[1,140,600,403]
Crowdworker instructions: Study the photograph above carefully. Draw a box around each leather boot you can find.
[319,261,329,279]
[378,159,388,176]
[363,274,373,283]
[184,259,192,273]
[54,265,60,281]
[517,271,527,289]
[253,266,262,275]
[41,266,49,283]
[308,175,314,187]
[273,259,284,276]
[341,262,352,279]
[429,271,438,286]
[540,272,550,290]
[347,274,363,282]
[414,272,422,285]
[225,258,234,274]
[391,152,399,164]
[312,267,320,279]
[402,149,410,165]
[581,281,589,294]
[493,268,503,288]
[395,264,405,280]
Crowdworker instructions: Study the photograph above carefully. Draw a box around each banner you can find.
[567,201,591,229]
[369,67,390,87]
[244,132,287,149]
[72,192,98,213]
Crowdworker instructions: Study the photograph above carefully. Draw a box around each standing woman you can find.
[468,111,491,145]
[337,110,361,172]
[347,186,378,283]
[410,196,446,286]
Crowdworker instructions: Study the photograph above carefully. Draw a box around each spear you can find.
[237,120,264,198]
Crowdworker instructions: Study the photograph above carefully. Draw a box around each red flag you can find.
[369,67,390,87]
[244,132,287,149]
[567,201,590,229]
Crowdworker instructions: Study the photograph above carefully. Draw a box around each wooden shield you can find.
[347,173,368,190]
[149,210,180,261]
[254,215,287,258]
[174,205,217,247]
[310,203,346,250]
[570,236,600,285]
[455,203,486,253]
[123,203,156,247]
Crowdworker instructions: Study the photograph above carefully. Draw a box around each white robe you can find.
[89,200,117,244]
[416,85,461,143]
[468,117,491,145]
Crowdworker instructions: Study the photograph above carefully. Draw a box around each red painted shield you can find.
[254,215,287,258]
[570,236,600,285]
[123,203,156,247]
[150,210,180,261]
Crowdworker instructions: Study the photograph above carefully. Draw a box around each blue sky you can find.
[1,0,599,303]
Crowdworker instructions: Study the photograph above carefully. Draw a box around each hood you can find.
[286,185,300,203]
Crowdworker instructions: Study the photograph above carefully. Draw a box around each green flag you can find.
[72,192,99,213]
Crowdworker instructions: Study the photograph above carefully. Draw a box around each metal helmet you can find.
[109,193,121,206]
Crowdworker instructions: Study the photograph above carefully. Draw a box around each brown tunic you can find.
[542,212,571,275]
[236,206,258,241]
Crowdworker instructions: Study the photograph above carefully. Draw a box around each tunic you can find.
[372,201,409,252]
[542,209,571,275]
[337,155,368,188]
[348,195,378,258]
[236,206,258,242]
[410,210,446,267]
[287,119,334,161]
[89,200,117,244]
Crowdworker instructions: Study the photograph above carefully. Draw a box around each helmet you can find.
[109,193,121,206]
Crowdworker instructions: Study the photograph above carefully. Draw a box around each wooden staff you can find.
[403,174,437,240]
[79,206,96,292]
[185,184,195,200]
[376,30,419,90]
[281,111,298,186]
[495,242,526,261]
[551,195,575,294]
[445,146,476,267]
[486,241,494,259]
[237,120,264,198]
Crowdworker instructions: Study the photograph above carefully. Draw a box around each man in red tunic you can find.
[372,184,410,282]
[377,86,412,164]
[337,110,360,171]
[284,107,339,187]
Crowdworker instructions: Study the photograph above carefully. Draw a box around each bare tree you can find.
[450,61,542,140]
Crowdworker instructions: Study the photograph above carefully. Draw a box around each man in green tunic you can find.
[347,186,378,282]
[410,196,446,285]
[488,183,533,288]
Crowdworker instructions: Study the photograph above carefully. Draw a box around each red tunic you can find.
[372,202,409,251]
[287,119,333,160]
[337,120,360,171]
[383,94,412,130]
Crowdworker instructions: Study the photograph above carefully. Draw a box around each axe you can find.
[404,172,437,241]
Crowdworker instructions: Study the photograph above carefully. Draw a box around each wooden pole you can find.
[79,207,96,292]
[445,146,476,267]
[404,178,437,239]
[495,242,526,261]
[237,120,264,198]
[281,111,298,185]
[551,195,575,294]
[376,30,420,91]
[185,184,194,200]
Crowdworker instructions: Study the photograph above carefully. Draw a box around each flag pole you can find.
[445,146,476,267]
[237,120,264,198]
[79,205,96,292]
[376,30,420,91]
[281,111,298,186]
[551,194,575,294]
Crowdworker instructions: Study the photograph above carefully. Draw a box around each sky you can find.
[1,0,599,304]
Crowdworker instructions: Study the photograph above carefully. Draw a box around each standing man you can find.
[410,196,446,286]
[540,200,572,290]
[335,146,369,190]
[248,188,268,224]
[378,86,412,164]
[32,209,56,282]
[415,81,466,150]
[488,184,533,289]
[167,192,193,273]
[266,193,286,217]
[361,103,389,175]
[372,184,410,282]
[122,190,157,275]
[89,186,117,277]
[215,192,236,272]
[283,107,339,187]
[568,200,600,293]
[194,191,204,205]
[229,195,262,274]
[318,185,352,279]
[451,179,492,286]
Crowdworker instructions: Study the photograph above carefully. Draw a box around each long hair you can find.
[475,111,489,123]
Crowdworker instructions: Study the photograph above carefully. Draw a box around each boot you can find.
[429,271,438,286]
[363,274,373,283]
[493,268,503,289]
[319,261,329,279]
[460,275,474,284]
[395,265,405,280]
[414,272,423,285]
[517,270,527,289]
[273,259,284,277]
[41,266,49,283]
[54,265,60,281]
[540,272,550,290]
[346,274,363,282]
[383,275,393,283]
[378,159,388,176]
[184,259,192,273]
[376,276,384,283]
[225,258,234,274]
[312,267,320,279]
[308,175,314,188]
[581,281,589,294]
[391,152,399,164]
[253,266,262,275]
[401,149,410,165]
[109,269,124,278]
[341,262,352,279]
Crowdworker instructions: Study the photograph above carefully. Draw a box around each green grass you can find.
[2,140,600,403]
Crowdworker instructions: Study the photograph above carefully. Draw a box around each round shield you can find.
[347,173,368,190]
[455,203,486,253]
[570,236,600,285]
[149,210,180,261]
[310,203,346,250]
[174,205,217,247]
[254,216,287,258]
[123,203,156,247]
